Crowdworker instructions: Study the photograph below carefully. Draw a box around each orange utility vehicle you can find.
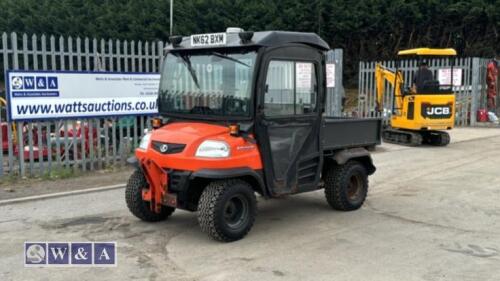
[126,29,381,242]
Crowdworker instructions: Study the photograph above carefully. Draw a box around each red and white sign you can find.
[295,63,312,89]
[326,63,335,88]
[438,68,462,86]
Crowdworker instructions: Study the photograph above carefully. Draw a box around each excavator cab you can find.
[398,48,456,95]
[375,48,457,146]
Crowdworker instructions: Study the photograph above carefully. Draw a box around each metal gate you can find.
[0,32,164,178]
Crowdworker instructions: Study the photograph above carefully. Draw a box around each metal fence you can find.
[0,31,346,179]
[357,57,490,126]
[326,49,345,116]
[0,32,165,178]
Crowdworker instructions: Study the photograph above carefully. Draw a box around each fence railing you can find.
[357,57,490,126]
[1,32,165,178]
[0,32,346,179]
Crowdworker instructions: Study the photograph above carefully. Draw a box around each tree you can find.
[0,0,498,86]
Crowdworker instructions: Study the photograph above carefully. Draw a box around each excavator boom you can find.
[375,63,404,114]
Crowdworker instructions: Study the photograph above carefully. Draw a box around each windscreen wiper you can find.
[176,53,201,89]
[211,52,250,67]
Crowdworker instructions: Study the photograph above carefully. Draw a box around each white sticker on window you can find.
[438,68,462,86]
[296,63,312,89]
[326,63,335,88]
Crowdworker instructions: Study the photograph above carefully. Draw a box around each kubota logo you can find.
[159,144,169,153]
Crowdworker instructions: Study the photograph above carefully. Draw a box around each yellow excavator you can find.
[375,48,457,146]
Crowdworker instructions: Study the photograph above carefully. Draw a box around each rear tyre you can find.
[125,169,175,222]
[324,160,368,211]
[198,179,257,242]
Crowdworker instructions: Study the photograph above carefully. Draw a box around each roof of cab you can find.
[397,48,457,56]
[165,30,330,51]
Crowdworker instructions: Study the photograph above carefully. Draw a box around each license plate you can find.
[190,33,226,47]
[164,193,177,207]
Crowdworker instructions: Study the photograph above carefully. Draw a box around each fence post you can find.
[358,61,365,116]
[325,49,344,116]
[470,57,480,126]
[333,49,344,116]
[0,106,3,176]
[17,121,25,177]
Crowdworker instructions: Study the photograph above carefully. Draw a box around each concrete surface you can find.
[0,127,499,281]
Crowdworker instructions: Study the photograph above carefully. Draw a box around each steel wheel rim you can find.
[223,194,249,230]
[347,173,363,201]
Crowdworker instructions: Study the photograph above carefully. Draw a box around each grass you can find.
[0,173,20,186]
[41,167,79,181]
[0,162,131,186]
[0,167,81,185]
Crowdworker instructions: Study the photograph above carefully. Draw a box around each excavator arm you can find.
[375,63,405,114]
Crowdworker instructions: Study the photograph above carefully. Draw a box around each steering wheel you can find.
[223,98,246,115]
[190,106,214,115]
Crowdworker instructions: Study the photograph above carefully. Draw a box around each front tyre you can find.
[198,179,257,242]
[125,169,175,222]
[324,160,368,211]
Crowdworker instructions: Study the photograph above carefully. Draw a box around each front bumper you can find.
[129,155,265,211]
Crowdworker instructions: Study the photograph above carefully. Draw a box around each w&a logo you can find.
[25,242,116,267]
[11,75,58,90]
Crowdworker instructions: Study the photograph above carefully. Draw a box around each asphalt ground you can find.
[1,128,499,281]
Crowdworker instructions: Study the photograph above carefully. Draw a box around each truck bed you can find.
[322,117,382,151]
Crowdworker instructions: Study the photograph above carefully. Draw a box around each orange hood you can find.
[137,121,262,171]
[150,122,230,145]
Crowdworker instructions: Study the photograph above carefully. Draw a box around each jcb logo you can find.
[422,104,452,119]
[426,107,450,115]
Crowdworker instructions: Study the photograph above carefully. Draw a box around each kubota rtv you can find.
[126,29,381,242]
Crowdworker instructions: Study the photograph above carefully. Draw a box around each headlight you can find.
[138,133,152,150]
[195,140,230,158]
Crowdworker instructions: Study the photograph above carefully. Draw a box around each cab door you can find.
[255,45,324,196]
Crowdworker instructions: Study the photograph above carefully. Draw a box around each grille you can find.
[152,141,186,154]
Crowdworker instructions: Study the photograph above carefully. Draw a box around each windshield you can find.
[158,50,257,117]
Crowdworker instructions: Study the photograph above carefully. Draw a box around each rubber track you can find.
[424,131,450,146]
[382,129,423,146]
